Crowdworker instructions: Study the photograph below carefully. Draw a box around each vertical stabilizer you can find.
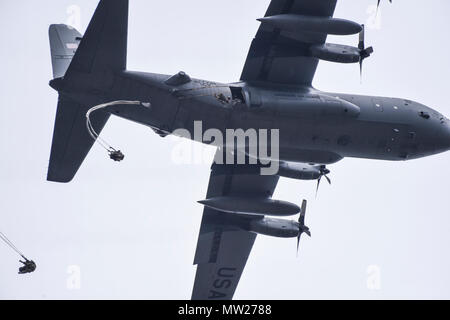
[47,0,129,183]
[66,0,129,75]
[48,24,82,79]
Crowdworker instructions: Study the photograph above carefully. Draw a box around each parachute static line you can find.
[0,231,25,258]
[86,100,151,161]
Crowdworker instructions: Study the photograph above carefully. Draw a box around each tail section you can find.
[47,96,110,182]
[48,24,81,79]
[47,0,129,183]
[66,0,128,75]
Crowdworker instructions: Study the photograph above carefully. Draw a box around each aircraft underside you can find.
[45,0,450,300]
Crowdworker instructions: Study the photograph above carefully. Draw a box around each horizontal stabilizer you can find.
[47,95,110,182]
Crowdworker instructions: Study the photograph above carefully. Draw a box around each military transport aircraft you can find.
[47,0,449,299]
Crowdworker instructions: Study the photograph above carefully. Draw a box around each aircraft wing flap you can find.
[192,230,256,300]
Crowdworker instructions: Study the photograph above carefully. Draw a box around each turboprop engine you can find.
[257,14,362,36]
[245,200,312,256]
[198,196,300,217]
[198,195,312,253]
[247,217,300,238]
[277,162,328,180]
[277,162,332,196]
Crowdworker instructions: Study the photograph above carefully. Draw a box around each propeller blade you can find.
[358,24,365,51]
[377,0,392,15]
[360,58,363,80]
[365,47,374,56]
[316,166,331,197]
[296,228,310,257]
[358,25,374,82]
[297,200,310,257]
[379,0,393,6]
[315,176,321,198]
[299,200,307,225]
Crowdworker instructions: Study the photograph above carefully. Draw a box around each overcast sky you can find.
[1,0,450,299]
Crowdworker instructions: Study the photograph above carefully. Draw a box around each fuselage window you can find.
[374,103,383,112]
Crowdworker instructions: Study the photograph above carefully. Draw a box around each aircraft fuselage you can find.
[53,70,450,165]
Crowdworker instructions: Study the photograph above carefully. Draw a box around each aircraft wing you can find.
[192,159,279,300]
[241,0,337,86]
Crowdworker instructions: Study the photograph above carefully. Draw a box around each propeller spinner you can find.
[297,200,311,256]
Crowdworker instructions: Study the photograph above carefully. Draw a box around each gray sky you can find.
[1,0,450,299]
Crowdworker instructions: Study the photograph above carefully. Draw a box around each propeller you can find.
[297,200,311,257]
[377,0,392,14]
[315,165,331,198]
[358,24,374,81]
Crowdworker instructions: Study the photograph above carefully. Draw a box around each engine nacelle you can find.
[278,162,322,180]
[247,217,299,238]
[258,14,362,36]
[310,43,361,64]
[198,196,300,217]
